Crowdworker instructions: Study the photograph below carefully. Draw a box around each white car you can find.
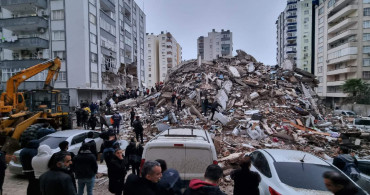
[9,130,103,175]
[248,149,367,195]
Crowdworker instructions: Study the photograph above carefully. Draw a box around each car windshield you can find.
[39,136,67,149]
[274,162,345,191]
[354,119,370,126]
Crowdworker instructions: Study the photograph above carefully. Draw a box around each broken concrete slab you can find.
[250,92,260,100]
[228,66,241,78]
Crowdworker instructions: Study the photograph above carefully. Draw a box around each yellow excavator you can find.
[0,57,72,154]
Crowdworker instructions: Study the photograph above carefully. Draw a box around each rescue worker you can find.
[111,112,122,135]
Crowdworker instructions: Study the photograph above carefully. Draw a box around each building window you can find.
[53,51,66,60]
[89,13,96,25]
[365,0,370,3]
[318,37,323,43]
[317,86,323,93]
[319,27,324,34]
[364,58,370,66]
[57,71,66,81]
[89,0,96,6]
[318,7,324,15]
[318,76,323,83]
[363,71,370,79]
[304,10,309,15]
[364,33,370,41]
[52,31,65,40]
[318,66,323,73]
[365,8,370,16]
[318,57,323,63]
[363,21,370,28]
[304,39,309,43]
[328,0,335,8]
[364,46,370,53]
[91,72,98,83]
[318,46,323,53]
[91,53,98,63]
[51,10,64,20]
[148,74,151,77]
[319,17,324,24]
[90,33,97,44]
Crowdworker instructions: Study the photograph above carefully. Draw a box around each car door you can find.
[357,160,370,193]
[250,151,275,195]
[92,131,103,152]
[69,133,87,155]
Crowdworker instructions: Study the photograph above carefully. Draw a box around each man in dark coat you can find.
[88,114,98,130]
[124,161,162,195]
[202,96,209,116]
[125,138,143,175]
[82,131,98,159]
[210,100,222,121]
[0,151,6,195]
[130,108,135,127]
[107,148,127,195]
[177,96,182,111]
[184,164,226,195]
[333,146,360,181]
[75,108,83,127]
[133,116,144,144]
[74,143,97,195]
[231,156,261,195]
[40,151,76,195]
[323,171,358,195]
[19,140,39,195]
[171,92,176,105]
[111,112,122,135]
[148,100,156,114]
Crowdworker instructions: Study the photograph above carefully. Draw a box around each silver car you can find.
[9,130,103,175]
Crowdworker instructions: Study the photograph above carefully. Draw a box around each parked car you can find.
[353,117,370,131]
[141,127,218,181]
[247,149,367,195]
[9,130,103,175]
[357,160,370,193]
[334,110,357,117]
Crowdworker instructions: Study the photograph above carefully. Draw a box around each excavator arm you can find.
[0,58,61,113]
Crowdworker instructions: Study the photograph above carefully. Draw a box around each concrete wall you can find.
[340,104,370,116]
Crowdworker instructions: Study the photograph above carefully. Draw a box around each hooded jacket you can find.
[73,150,97,179]
[20,140,39,172]
[183,179,226,195]
[31,145,52,179]
[333,154,358,171]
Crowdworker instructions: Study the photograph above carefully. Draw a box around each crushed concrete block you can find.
[213,112,230,125]
[247,62,255,73]
[250,92,260,100]
[215,89,229,110]
[228,66,241,78]
[222,80,233,94]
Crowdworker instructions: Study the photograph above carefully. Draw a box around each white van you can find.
[141,127,218,181]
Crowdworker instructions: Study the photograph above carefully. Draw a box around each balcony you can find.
[328,42,358,54]
[327,67,357,75]
[0,0,47,12]
[0,59,44,69]
[327,80,346,86]
[328,17,357,34]
[100,0,115,12]
[328,0,355,14]
[328,29,358,44]
[286,51,297,54]
[0,37,48,50]
[287,1,297,5]
[167,51,172,55]
[328,4,358,23]
[166,39,172,43]
[0,16,48,32]
[326,92,348,97]
[327,54,357,65]
[287,36,297,40]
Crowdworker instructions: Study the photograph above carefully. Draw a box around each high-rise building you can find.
[314,0,370,104]
[0,0,146,107]
[197,29,233,61]
[145,32,182,88]
[276,0,315,73]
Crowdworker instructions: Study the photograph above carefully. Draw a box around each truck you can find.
[0,58,72,154]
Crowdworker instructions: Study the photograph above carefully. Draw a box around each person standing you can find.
[75,108,83,127]
[146,88,150,96]
[130,108,135,127]
[202,96,209,116]
[82,109,89,129]
[31,145,53,195]
[184,164,226,195]
[171,92,176,105]
[99,113,109,131]
[210,100,222,121]
[19,140,39,195]
[125,138,143,175]
[177,96,182,111]
[124,161,162,195]
[40,151,76,195]
[333,146,360,181]
[88,114,98,130]
[107,148,127,195]
[231,156,261,195]
[111,111,122,135]
[82,131,98,159]
[74,143,98,195]
[148,100,156,114]
[323,171,358,195]
[0,151,7,195]
[133,116,144,144]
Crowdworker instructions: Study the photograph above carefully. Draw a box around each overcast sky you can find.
[135,0,287,65]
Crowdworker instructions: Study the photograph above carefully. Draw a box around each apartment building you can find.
[314,0,370,104]
[145,32,182,88]
[276,0,315,73]
[0,0,146,107]
[197,29,233,61]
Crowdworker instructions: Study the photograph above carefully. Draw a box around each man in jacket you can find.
[125,138,143,175]
[19,140,39,195]
[82,131,98,159]
[74,143,98,195]
[124,161,162,195]
[171,92,176,105]
[323,171,358,195]
[202,96,209,116]
[107,148,127,195]
[148,100,156,114]
[111,112,122,135]
[333,146,360,181]
[0,151,7,195]
[210,100,222,121]
[177,96,182,111]
[31,145,53,195]
[130,108,135,127]
[184,164,226,195]
[88,114,98,130]
[231,156,261,195]
[133,116,144,144]
[40,151,76,195]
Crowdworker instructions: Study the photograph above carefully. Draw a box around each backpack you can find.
[339,156,361,181]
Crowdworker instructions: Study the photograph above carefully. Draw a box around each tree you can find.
[341,79,370,104]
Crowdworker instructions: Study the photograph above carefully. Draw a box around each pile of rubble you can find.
[111,50,369,169]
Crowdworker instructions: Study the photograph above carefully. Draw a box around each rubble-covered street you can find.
[102,50,370,192]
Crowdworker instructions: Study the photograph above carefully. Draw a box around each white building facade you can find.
[314,0,370,104]
[197,29,233,61]
[0,0,146,107]
[145,32,182,88]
